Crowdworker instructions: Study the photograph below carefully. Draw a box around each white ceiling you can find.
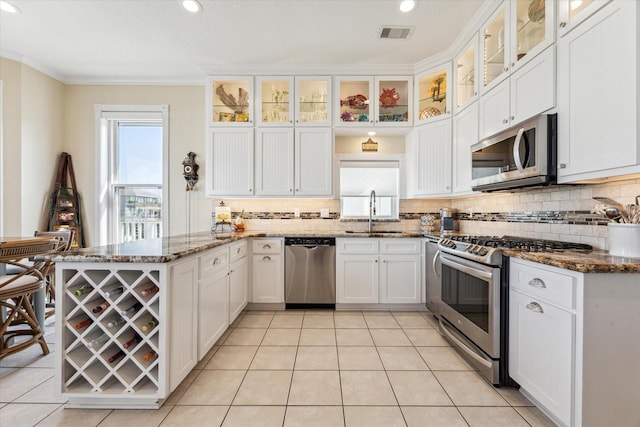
[0,0,487,84]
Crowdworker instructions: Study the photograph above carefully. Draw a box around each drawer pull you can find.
[236,248,243,254]
[212,258,221,265]
[528,278,546,289]
[262,255,271,261]
[263,244,271,250]
[526,302,544,313]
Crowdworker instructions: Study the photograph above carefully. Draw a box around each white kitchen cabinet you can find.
[207,76,254,126]
[197,253,229,361]
[452,101,478,195]
[229,241,248,324]
[407,120,452,197]
[557,0,611,37]
[206,128,254,196]
[336,254,380,304]
[295,76,332,126]
[454,37,478,114]
[251,238,284,304]
[379,254,422,304]
[509,258,640,427]
[557,0,639,182]
[415,63,451,125]
[255,127,332,197]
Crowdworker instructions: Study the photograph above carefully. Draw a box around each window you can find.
[339,160,400,219]
[96,105,168,245]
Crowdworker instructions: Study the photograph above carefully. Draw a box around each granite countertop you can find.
[504,249,640,273]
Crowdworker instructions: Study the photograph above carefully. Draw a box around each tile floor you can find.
[0,311,557,426]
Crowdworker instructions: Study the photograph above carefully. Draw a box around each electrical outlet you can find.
[320,208,330,218]
[294,208,300,218]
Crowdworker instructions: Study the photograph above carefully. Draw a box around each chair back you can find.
[0,238,62,291]
[34,229,75,251]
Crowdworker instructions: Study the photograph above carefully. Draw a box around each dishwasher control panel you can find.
[285,237,335,246]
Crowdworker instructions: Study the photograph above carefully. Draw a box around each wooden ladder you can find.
[46,152,86,248]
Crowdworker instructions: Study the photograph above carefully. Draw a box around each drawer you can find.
[509,259,577,310]
[379,238,422,255]
[200,247,229,278]
[252,238,282,254]
[229,240,248,262]
[337,238,379,254]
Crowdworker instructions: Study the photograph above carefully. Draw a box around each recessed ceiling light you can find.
[0,1,20,14]
[182,0,202,13]
[399,0,415,13]
[368,131,376,136]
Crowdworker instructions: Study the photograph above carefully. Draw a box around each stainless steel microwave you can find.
[471,114,557,192]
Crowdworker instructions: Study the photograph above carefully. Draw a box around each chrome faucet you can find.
[368,190,376,233]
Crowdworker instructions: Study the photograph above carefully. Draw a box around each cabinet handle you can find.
[559,163,567,169]
[236,248,242,254]
[502,119,509,124]
[503,66,509,72]
[290,189,293,192]
[559,21,567,28]
[528,278,547,289]
[262,255,271,261]
[375,259,378,263]
[526,302,544,313]
[263,244,271,249]
[474,92,477,96]
[296,188,299,192]
[249,188,252,192]
[510,116,515,121]
[213,258,221,265]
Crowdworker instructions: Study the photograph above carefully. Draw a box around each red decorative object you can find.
[340,94,368,110]
[379,88,400,107]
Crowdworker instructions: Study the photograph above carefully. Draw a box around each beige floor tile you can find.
[205,345,258,369]
[334,314,367,329]
[222,406,286,427]
[401,406,468,427]
[424,314,440,328]
[26,352,57,368]
[302,314,335,328]
[343,406,405,427]
[335,329,374,346]
[458,406,530,427]
[13,377,67,404]
[160,405,228,427]
[178,370,246,405]
[514,406,558,427]
[94,406,173,427]
[433,371,509,406]
[233,370,292,405]
[496,386,536,407]
[387,371,453,406]
[393,315,432,328]
[164,369,200,405]
[261,328,301,346]
[222,328,266,346]
[0,403,61,426]
[269,314,303,328]
[340,371,396,406]
[0,341,51,368]
[249,346,297,370]
[416,346,473,371]
[364,315,400,328]
[0,367,17,380]
[404,328,450,346]
[284,406,344,427]
[0,367,53,402]
[369,329,411,346]
[194,345,220,369]
[236,314,274,328]
[377,347,428,370]
[337,347,384,370]
[36,407,111,426]
[299,328,336,346]
[362,311,392,316]
[295,346,338,370]
[288,370,342,405]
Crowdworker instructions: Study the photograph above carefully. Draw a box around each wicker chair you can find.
[34,230,75,318]
[0,238,62,360]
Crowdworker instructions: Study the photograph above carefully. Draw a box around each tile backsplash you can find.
[213,176,639,251]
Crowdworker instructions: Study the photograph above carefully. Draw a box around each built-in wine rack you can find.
[61,266,162,397]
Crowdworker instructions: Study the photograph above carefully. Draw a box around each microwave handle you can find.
[513,127,525,172]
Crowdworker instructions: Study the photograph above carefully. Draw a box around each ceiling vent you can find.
[379,26,415,40]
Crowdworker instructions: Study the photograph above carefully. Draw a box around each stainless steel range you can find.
[434,235,591,386]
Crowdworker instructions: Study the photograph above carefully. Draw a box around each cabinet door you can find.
[481,4,510,94]
[209,77,254,126]
[336,254,379,304]
[255,128,294,196]
[379,254,422,304]
[295,76,331,126]
[376,76,413,126]
[256,76,294,126]
[198,268,228,360]
[558,0,611,37]
[455,37,478,114]
[478,80,510,139]
[452,101,478,195]
[252,254,283,303]
[412,121,452,196]
[416,64,452,125]
[557,0,638,181]
[169,258,198,391]
[509,45,555,127]
[510,0,555,74]
[295,128,333,196]
[335,76,374,125]
[229,256,248,324]
[206,129,254,196]
[509,291,573,426]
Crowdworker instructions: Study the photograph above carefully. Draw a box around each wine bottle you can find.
[74,318,92,329]
[121,301,143,317]
[104,286,124,298]
[108,350,125,363]
[143,350,157,361]
[141,318,158,332]
[88,332,109,348]
[123,334,140,349]
[74,284,93,297]
[140,285,159,298]
[107,316,126,329]
[92,301,109,313]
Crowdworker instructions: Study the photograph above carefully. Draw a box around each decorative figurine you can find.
[182,152,199,191]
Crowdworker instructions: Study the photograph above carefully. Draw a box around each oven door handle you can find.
[440,255,493,281]
[432,250,441,278]
[513,127,526,172]
[439,317,493,370]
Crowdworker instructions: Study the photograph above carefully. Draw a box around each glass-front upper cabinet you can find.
[295,76,331,126]
[257,76,293,126]
[335,77,374,125]
[415,64,451,125]
[558,0,610,37]
[209,77,254,126]
[375,77,412,126]
[455,38,478,114]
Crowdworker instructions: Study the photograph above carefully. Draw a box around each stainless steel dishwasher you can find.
[284,237,336,309]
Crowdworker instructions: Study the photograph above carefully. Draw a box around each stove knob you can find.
[478,248,489,256]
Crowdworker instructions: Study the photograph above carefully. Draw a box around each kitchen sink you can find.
[344,230,404,235]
